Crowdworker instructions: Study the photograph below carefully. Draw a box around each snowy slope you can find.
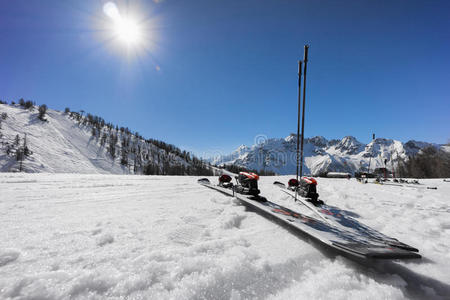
[0,104,199,174]
[1,174,449,299]
[211,134,445,176]
[0,104,127,173]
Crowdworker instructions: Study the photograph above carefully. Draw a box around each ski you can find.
[372,181,438,190]
[199,177,421,260]
[273,181,420,253]
[274,181,332,226]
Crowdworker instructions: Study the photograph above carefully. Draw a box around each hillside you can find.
[0,103,212,175]
[211,134,446,176]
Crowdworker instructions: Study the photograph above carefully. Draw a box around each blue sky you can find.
[0,0,449,156]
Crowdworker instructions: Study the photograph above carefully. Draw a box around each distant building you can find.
[355,172,376,178]
[374,167,391,177]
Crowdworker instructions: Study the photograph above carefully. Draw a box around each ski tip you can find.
[197,178,210,184]
[273,181,286,188]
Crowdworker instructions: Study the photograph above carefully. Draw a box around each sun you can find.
[114,17,141,46]
[103,2,143,47]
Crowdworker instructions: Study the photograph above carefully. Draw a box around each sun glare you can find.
[114,18,141,45]
[103,2,143,47]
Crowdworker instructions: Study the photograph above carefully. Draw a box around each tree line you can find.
[219,164,276,176]
[397,146,450,178]
[66,108,214,176]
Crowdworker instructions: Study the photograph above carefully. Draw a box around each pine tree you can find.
[38,104,47,121]
[100,132,107,146]
[108,133,118,158]
[23,134,31,157]
[120,147,128,166]
[24,100,34,109]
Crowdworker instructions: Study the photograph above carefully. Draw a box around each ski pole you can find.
[299,45,309,178]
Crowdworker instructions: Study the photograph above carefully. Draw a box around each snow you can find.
[0,104,127,174]
[1,173,450,299]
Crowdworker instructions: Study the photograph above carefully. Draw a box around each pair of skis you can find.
[198,177,421,260]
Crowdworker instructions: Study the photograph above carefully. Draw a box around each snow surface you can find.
[1,174,450,299]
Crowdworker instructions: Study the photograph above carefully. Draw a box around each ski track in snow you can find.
[0,174,450,299]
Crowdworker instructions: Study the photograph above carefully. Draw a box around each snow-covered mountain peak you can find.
[284,134,297,143]
[403,140,439,156]
[335,136,363,154]
[236,144,250,153]
[328,139,340,146]
[404,140,432,150]
[340,135,361,146]
[307,136,328,147]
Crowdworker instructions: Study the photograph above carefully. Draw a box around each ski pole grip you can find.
[303,45,309,62]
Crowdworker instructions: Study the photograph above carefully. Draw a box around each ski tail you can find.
[198,178,211,184]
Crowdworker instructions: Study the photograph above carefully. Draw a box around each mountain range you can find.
[210,134,448,176]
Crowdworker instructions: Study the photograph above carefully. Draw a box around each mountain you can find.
[210,134,445,176]
[0,103,212,175]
